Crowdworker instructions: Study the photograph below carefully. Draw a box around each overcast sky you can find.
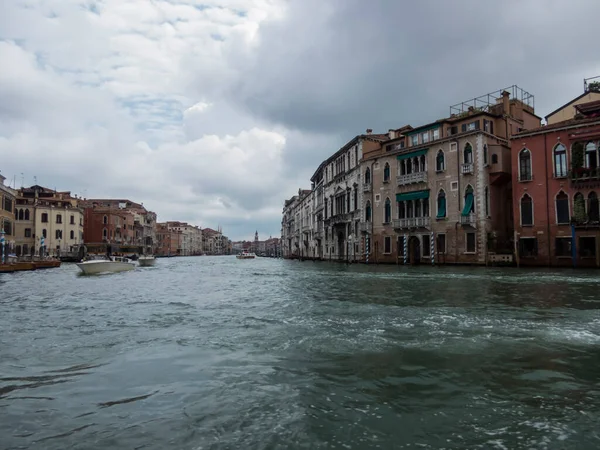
[1,0,599,240]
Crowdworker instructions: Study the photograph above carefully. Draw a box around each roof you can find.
[544,91,599,120]
[511,116,600,138]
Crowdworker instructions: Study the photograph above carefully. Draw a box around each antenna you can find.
[33,176,37,185]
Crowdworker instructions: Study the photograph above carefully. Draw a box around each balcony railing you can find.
[314,228,324,238]
[359,222,370,233]
[397,172,427,186]
[302,225,311,233]
[569,168,600,183]
[392,217,431,229]
[363,183,372,193]
[461,163,474,174]
[460,213,476,227]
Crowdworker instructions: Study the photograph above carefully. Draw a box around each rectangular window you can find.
[56,215,62,224]
[422,234,430,257]
[555,237,572,257]
[519,238,538,257]
[432,128,440,141]
[436,234,446,254]
[451,181,459,191]
[421,131,430,144]
[449,142,457,153]
[466,232,476,253]
[3,197,13,212]
[41,213,48,223]
[410,135,418,146]
[384,236,391,254]
[580,237,596,257]
[24,228,32,238]
[3,220,12,236]
[70,215,75,225]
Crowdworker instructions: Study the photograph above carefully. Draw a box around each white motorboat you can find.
[76,256,136,275]
[236,251,256,259]
[138,255,156,267]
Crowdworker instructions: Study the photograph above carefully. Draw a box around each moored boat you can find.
[138,255,156,267]
[32,257,61,269]
[76,256,135,275]
[236,251,256,259]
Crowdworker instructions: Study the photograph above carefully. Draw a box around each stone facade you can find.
[14,185,84,257]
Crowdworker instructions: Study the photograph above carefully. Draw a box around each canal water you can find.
[1,257,599,449]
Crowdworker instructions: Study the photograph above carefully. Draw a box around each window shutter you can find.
[461,124,467,132]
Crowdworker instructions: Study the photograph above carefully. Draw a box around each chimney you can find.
[388,129,396,139]
[366,129,373,135]
[502,91,510,115]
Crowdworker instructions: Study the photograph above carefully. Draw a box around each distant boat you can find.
[138,255,156,267]
[236,251,256,259]
[76,255,135,275]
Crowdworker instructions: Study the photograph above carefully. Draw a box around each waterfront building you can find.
[264,237,281,257]
[281,189,311,258]
[202,227,229,255]
[0,174,17,259]
[314,132,390,261]
[156,222,181,256]
[511,93,600,267]
[362,86,540,265]
[81,199,157,252]
[14,185,84,256]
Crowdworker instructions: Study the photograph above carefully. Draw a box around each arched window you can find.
[464,143,473,164]
[553,144,567,177]
[585,142,598,169]
[103,215,108,225]
[383,163,390,182]
[520,194,533,226]
[42,229,47,238]
[491,154,498,164]
[419,155,426,172]
[18,209,24,220]
[462,185,475,216]
[573,192,586,223]
[483,144,488,166]
[70,230,75,240]
[589,192,599,222]
[384,198,391,223]
[555,191,570,224]
[56,214,62,224]
[24,209,30,220]
[519,149,532,181]
[436,190,446,218]
[365,201,371,222]
[436,150,445,172]
[103,228,108,238]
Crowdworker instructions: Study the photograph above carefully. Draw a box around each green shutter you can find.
[436,197,446,218]
[396,148,429,161]
[396,190,430,202]
[461,193,474,216]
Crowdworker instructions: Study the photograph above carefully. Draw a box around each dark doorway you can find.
[337,232,345,260]
[409,236,421,265]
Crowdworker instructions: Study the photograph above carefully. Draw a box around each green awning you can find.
[462,193,474,216]
[396,190,430,202]
[436,197,446,218]
[397,148,429,161]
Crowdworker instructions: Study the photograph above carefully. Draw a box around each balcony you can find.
[460,213,476,227]
[392,217,431,229]
[461,163,474,174]
[302,225,311,234]
[314,202,324,213]
[359,222,370,233]
[397,172,427,186]
[314,228,324,239]
[570,168,600,184]
[363,183,372,193]
[331,213,351,225]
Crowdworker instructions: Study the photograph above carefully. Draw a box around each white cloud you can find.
[0,0,293,240]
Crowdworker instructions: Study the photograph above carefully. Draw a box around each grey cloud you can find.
[233,0,600,136]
